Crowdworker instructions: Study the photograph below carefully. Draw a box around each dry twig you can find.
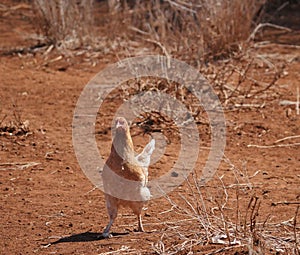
[293,206,299,255]
[248,23,292,42]
[0,162,40,170]
[247,143,300,148]
[275,135,300,144]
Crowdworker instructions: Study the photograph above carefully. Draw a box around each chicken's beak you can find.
[116,121,122,129]
[116,119,125,131]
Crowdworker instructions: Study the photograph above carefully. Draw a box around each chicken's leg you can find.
[102,195,118,238]
[137,214,144,232]
[131,203,145,232]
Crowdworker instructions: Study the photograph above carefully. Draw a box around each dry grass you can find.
[198,0,265,58]
[29,0,266,60]
[32,0,94,49]
[0,101,30,136]
[201,51,286,108]
[124,0,266,61]
[153,159,300,254]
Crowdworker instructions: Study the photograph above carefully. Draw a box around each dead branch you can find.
[144,39,171,67]
[0,162,40,170]
[247,143,300,149]
[247,67,283,98]
[293,206,299,255]
[275,135,300,144]
[297,87,299,115]
[271,201,300,206]
[248,23,292,42]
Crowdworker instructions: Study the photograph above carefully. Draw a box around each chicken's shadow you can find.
[47,231,129,245]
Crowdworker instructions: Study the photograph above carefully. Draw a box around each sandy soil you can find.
[0,1,299,254]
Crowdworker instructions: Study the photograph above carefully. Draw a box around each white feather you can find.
[135,139,155,178]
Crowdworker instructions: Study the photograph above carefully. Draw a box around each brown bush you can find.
[198,0,266,58]
[115,0,266,60]
[32,0,94,49]
[31,0,266,59]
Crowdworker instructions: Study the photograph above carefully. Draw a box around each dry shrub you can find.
[198,0,265,58]
[123,0,266,60]
[202,53,286,108]
[32,0,94,49]
[29,0,267,61]
[0,102,30,136]
[155,161,300,254]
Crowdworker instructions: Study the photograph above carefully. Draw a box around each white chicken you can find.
[102,117,155,238]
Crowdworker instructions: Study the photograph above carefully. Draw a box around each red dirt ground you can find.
[0,1,299,254]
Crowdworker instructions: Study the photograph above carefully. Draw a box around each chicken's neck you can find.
[111,131,134,162]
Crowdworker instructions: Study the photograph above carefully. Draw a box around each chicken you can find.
[101,117,155,238]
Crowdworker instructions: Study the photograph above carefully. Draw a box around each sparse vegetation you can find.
[32,0,94,49]
[1,0,299,254]
[30,0,266,60]
[126,0,266,60]
[0,101,30,136]
[151,160,300,254]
